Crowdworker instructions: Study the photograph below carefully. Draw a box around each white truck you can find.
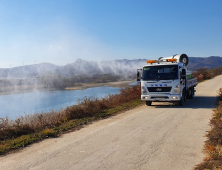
[137,54,197,106]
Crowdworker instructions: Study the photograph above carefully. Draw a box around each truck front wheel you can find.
[187,88,194,99]
[146,101,152,106]
[178,97,184,106]
[179,91,185,106]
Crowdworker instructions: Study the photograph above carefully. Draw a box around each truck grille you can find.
[148,87,172,92]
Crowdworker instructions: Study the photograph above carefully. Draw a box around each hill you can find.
[188,56,222,70]
[0,56,221,78]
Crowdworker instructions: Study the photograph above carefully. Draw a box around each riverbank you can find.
[65,81,135,90]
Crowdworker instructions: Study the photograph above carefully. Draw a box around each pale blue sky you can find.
[0,0,221,68]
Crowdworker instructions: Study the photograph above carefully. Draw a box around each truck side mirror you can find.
[137,69,142,82]
[181,69,186,79]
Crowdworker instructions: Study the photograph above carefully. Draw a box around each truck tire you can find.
[186,89,190,99]
[190,87,194,99]
[146,101,152,106]
[179,90,185,106]
[178,97,184,106]
[186,88,192,99]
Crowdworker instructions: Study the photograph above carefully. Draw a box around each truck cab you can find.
[137,54,197,106]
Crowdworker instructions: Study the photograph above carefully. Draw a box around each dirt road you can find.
[1,75,221,170]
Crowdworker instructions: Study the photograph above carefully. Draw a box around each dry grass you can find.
[195,88,222,170]
[0,85,142,155]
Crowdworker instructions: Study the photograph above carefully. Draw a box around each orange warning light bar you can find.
[146,60,156,64]
[166,59,177,62]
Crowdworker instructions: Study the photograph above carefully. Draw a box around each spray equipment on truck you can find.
[146,54,189,66]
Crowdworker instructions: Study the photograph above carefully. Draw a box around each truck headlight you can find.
[172,84,180,94]
[141,86,147,95]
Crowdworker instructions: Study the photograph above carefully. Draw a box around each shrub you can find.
[41,129,56,137]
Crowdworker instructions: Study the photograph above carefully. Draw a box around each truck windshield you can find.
[142,65,178,80]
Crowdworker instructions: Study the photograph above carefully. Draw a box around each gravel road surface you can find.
[1,75,221,170]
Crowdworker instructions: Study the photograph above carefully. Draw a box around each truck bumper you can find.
[141,94,181,102]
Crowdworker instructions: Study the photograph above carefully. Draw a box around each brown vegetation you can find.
[192,66,222,81]
[195,88,222,169]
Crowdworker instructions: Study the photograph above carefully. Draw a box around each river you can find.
[0,86,121,120]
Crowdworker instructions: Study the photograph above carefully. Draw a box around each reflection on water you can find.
[0,86,120,120]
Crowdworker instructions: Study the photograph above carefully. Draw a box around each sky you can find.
[0,0,222,68]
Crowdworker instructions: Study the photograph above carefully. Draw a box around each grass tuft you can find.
[41,129,56,137]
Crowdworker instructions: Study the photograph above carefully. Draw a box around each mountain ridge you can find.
[0,56,221,78]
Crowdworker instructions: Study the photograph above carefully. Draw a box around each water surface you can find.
[0,86,120,120]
